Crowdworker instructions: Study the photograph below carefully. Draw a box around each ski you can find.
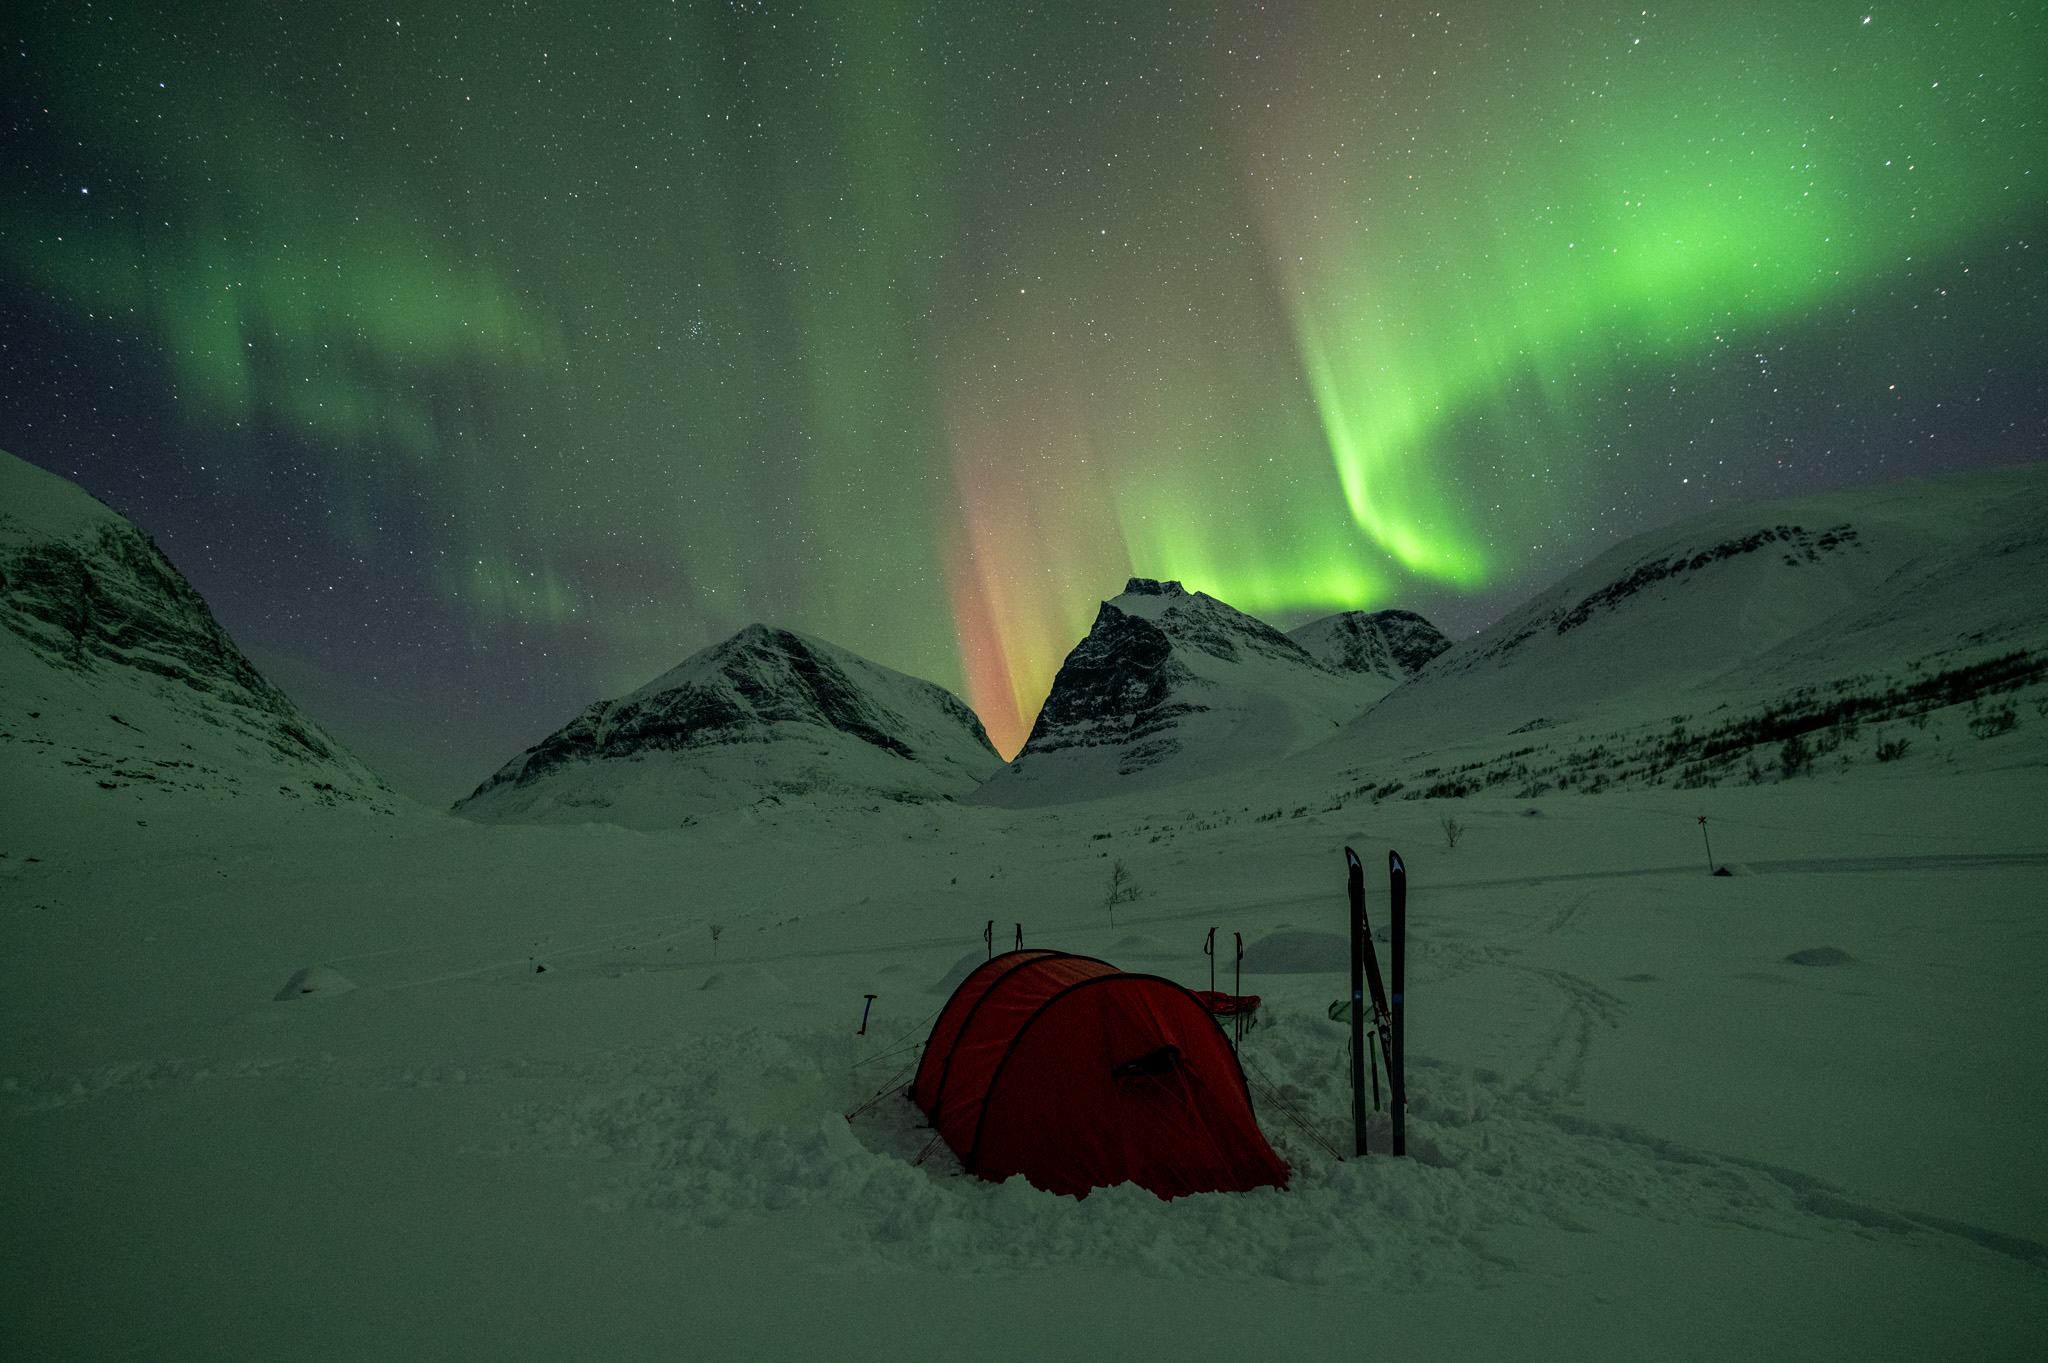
[1344,847,1396,1151]
[1389,848,1407,1159]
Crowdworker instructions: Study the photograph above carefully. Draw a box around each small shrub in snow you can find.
[1874,738,1911,763]
[1968,707,2017,739]
[1103,858,1142,925]
[1778,734,1812,778]
[1439,815,1464,850]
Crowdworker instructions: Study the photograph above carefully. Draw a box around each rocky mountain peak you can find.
[975,579,1402,807]
[454,623,1000,826]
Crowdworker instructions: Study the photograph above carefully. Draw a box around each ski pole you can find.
[858,994,877,1036]
[1204,927,1217,994]
[1014,923,1022,952]
[1369,1025,1382,1111]
[1697,815,1716,874]
[984,920,993,959]
[1233,932,1244,1051]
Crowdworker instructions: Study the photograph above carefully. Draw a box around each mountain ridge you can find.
[0,450,397,811]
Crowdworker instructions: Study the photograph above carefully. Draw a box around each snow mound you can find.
[273,966,357,1001]
[1784,946,1856,967]
[699,966,791,996]
[1107,934,1180,960]
[929,948,992,996]
[1241,930,1350,974]
[516,1016,1986,1289]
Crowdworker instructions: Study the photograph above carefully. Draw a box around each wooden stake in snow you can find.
[1698,815,1717,874]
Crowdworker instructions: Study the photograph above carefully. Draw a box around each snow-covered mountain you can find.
[1287,609,1450,681]
[0,450,396,812]
[1310,461,2048,795]
[974,578,1410,807]
[453,624,1002,827]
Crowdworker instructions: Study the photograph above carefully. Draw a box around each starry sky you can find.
[4,2,2043,796]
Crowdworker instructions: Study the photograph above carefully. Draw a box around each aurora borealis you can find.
[5,2,2043,781]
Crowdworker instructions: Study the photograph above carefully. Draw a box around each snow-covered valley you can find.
[5,768,2045,1357]
[5,454,2047,1357]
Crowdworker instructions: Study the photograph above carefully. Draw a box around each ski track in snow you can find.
[15,1006,2036,1287]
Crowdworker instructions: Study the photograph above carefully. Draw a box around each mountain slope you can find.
[453,624,1002,827]
[1287,609,1451,681]
[974,578,1404,807]
[1305,461,2048,795]
[0,450,396,812]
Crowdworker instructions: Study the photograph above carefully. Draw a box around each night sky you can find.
[4,2,2043,793]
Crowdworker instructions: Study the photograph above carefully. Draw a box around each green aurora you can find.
[3,1,2042,758]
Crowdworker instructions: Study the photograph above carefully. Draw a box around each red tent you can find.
[909,950,1290,1199]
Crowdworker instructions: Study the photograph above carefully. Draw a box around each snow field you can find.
[6,761,2046,1356]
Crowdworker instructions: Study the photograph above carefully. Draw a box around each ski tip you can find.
[1344,845,1362,871]
[1388,849,1405,875]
